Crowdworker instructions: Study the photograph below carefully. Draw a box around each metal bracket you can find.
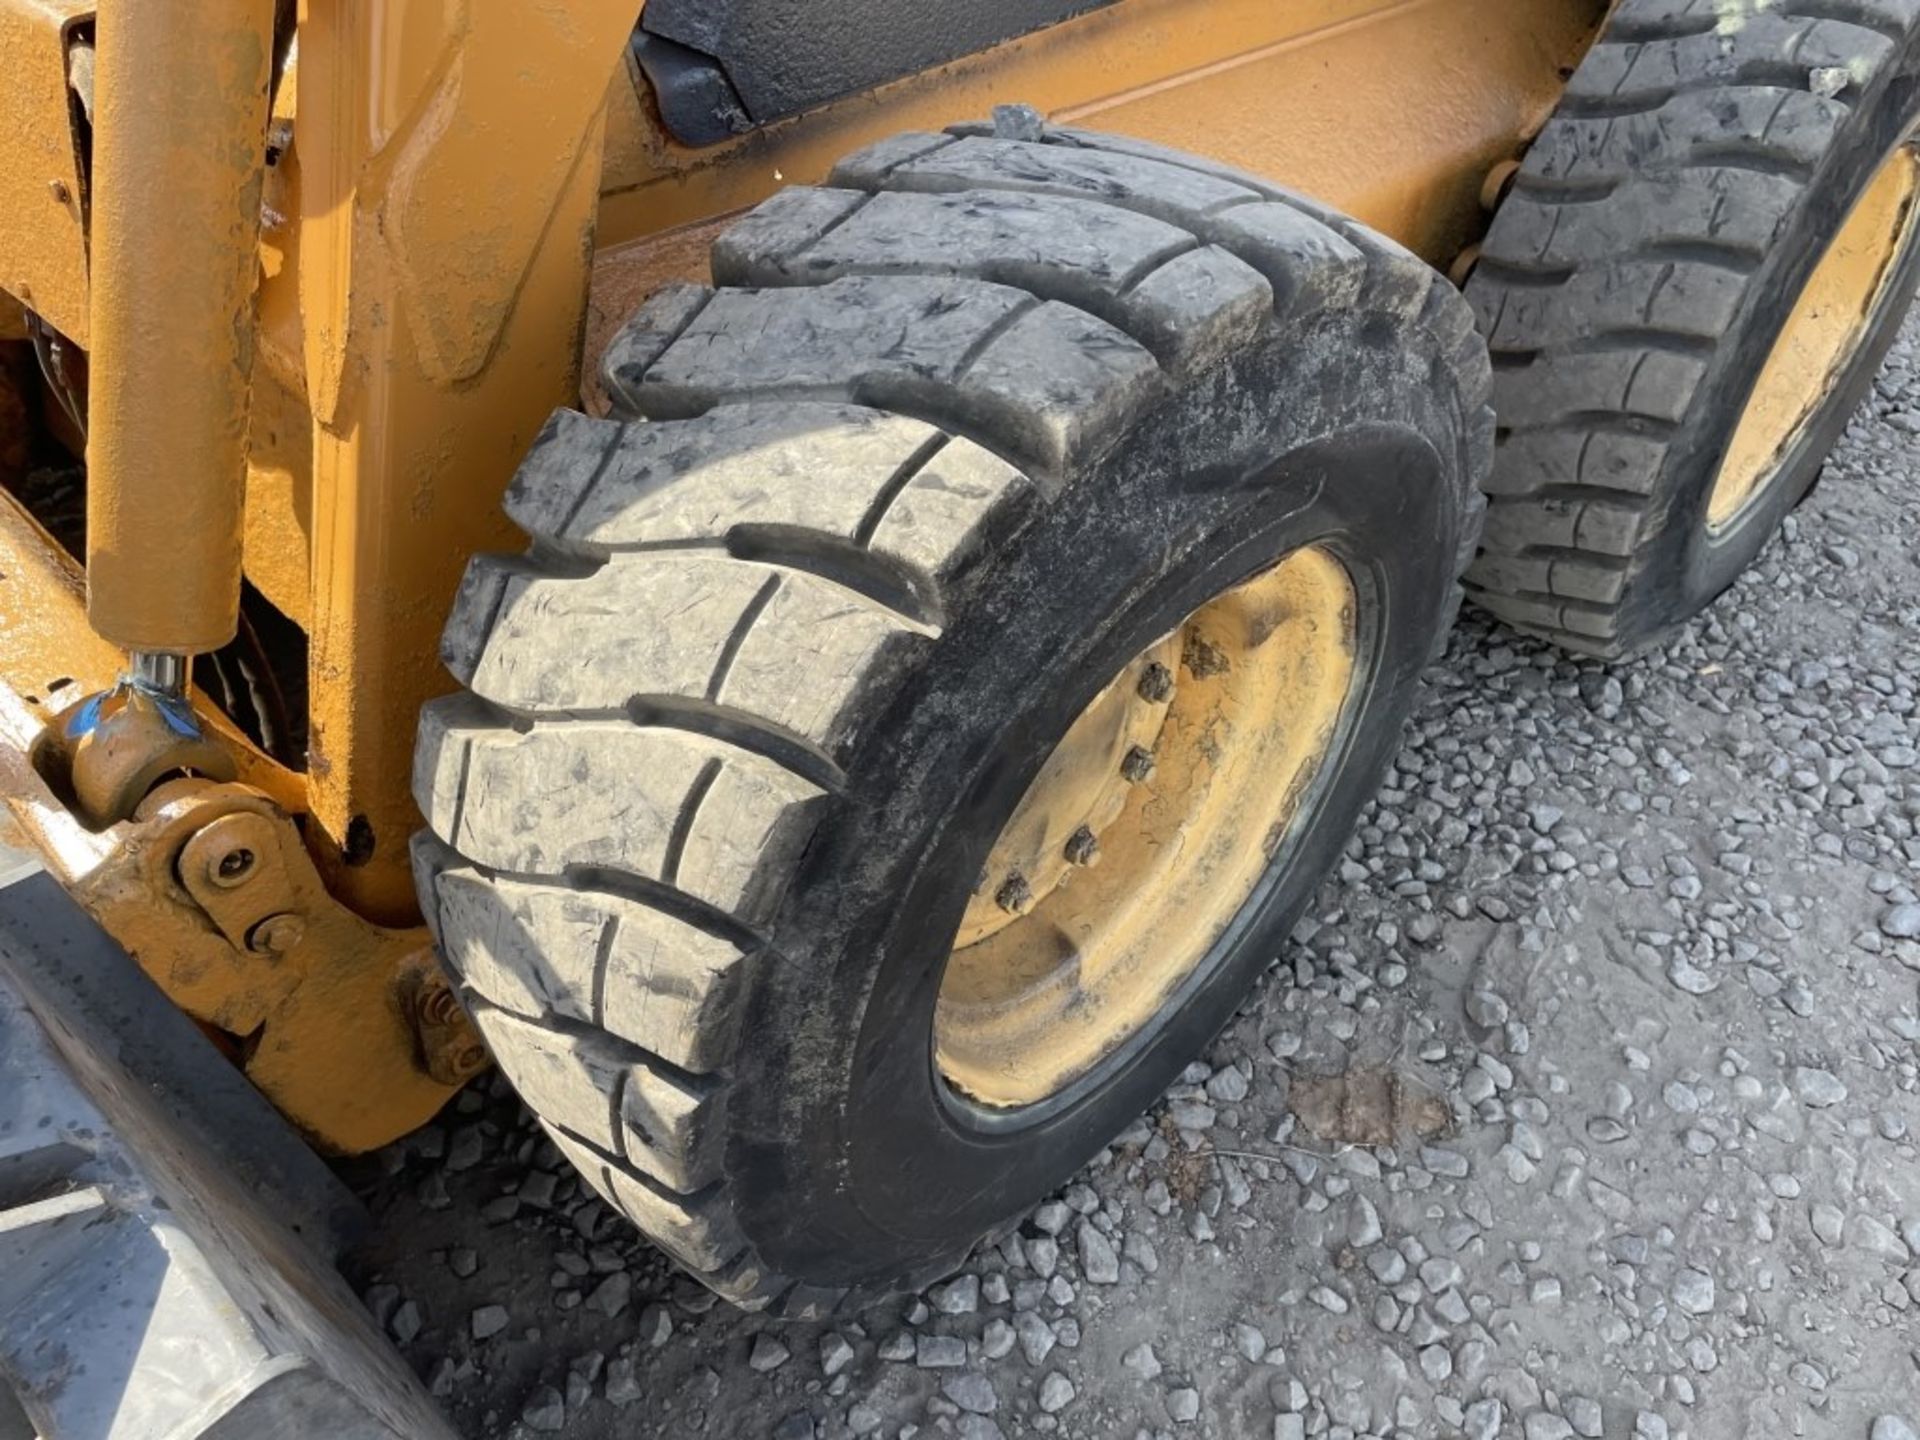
[56,775,487,1153]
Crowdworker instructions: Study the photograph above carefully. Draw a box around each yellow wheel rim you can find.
[1709,140,1920,530]
[934,544,1358,1109]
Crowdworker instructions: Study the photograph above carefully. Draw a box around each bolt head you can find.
[1136,662,1174,704]
[1120,745,1156,783]
[47,179,70,205]
[1063,825,1101,868]
[994,872,1035,915]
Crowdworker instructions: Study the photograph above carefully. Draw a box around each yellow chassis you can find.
[0,0,1601,1150]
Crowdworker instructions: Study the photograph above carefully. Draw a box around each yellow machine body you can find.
[0,0,1604,1150]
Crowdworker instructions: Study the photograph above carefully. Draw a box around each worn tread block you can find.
[1565,15,1885,109]
[1352,238,1437,323]
[714,566,934,746]
[510,404,938,552]
[710,187,873,283]
[1487,260,1746,351]
[1209,204,1368,317]
[415,703,690,881]
[1122,245,1274,374]
[417,842,752,1073]
[1469,552,1556,595]
[857,134,1265,225]
[456,553,927,749]
[440,554,522,682]
[1481,171,1797,270]
[1484,500,1581,551]
[1464,410,1499,509]
[602,283,713,414]
[864,438,1030,580]
[828,131,961,188]
[599,288,1169,480]
[503,410,626,546]
[1466,588,1561,629]
[1040,125,1347,228]
[723,185,1194,302]
[633,275,1034,417]
[1618,0,1918,31]
[1489,349,1707,429]
[455,554,764,708]
[415,697,824,924]
[956,301,1164,474]
[1526,90,1846,183]
[1573,501,1649,555]
[474,1005,722,1192]
[1482,429,1670,498]
[719,181,1288,379]
[1548,556,1630,603]
[544,1125,747,1274]
[1554,602,1623,639]
[676,759,829,924]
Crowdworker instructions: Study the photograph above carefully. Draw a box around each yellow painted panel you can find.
[598,0,1603,265]
[0,0,90,344]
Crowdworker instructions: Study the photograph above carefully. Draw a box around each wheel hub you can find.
[1710,139,1920,530]
[935,545,1358,1110]
[955,636,1181,950]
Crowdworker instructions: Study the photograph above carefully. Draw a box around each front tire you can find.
[413,118,1491,1312]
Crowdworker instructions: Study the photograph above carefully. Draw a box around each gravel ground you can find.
[345,312,1920,1440]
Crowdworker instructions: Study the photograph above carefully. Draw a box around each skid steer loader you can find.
[4,0,1919,1429]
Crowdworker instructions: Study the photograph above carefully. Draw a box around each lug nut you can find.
[1120,745,1155,783]
[1063,825,1100,868]
[210,847,256,887]
[1137,662,1174,703]
[994,872,1035,915]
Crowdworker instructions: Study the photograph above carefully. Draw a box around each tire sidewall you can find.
[723,339,1467,1289]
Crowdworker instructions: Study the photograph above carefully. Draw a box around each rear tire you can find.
[413,118,1491,1312]
[1467,0,1920,656]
